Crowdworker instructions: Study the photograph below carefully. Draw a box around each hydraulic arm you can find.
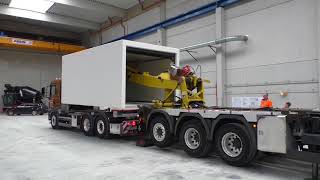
[126,65,207,109]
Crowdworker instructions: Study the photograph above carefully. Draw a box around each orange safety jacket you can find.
[260,99,273,108]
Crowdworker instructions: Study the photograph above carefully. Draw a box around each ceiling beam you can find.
[51,0,126,17]
[0,5,100,30]
[0,20,82,40]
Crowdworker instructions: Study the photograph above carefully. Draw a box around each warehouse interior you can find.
[0,0,320,179]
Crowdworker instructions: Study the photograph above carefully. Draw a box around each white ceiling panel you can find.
[48,3,108,23]
[95,0,137,9]
[0,0,139,33]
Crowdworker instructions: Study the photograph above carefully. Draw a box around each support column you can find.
[157,28,166,46]
[216,7,226,106]
[157,1,166,46]
[317,0,320,108]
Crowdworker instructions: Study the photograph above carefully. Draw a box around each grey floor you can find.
[0,114,309,180]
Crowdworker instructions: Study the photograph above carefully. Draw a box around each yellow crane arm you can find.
[127,71,178,90]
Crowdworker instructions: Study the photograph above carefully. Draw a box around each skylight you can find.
[9,0,54,13]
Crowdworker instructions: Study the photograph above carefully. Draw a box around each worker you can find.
[260,94,273,108]
[283,102,291,109]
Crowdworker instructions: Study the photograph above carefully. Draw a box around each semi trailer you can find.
[48,40,320,175]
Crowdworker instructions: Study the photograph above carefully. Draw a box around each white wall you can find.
[225,0,318,108]
[0,48,62,109]
[89,0,320,108]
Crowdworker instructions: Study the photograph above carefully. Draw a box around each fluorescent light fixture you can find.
[9,0,54,13]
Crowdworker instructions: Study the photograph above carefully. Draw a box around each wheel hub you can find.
[221,132,243,157]
[51,116,56,125]
[153,123,166,142]
[97,120,105,134]
[83,119,90,132]
[184,128,200,150]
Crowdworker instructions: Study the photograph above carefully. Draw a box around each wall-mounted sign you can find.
[232,97,262,108]
[12,38,33,46]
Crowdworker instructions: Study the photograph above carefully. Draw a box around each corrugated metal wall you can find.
[89,0,319,109]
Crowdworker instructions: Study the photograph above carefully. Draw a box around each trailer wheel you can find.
[180,120,212,158]
[51,114,60,129]
[81,114,94,136]
[150,116,173,148]
[216,123,256,166]
[31,110,38,116]
[95,116,111,139]
[7,109,14,116]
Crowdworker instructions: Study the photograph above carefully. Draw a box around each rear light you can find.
[126,120,137,126]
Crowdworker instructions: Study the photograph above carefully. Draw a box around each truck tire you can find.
[81,114,95,136]
[31,110,38,116]
[51,114,60,129]
[150,115,173,148]
[180,120,212,158]
[216,123,257,166]
[95,116,111,139]
[7,109,14,116]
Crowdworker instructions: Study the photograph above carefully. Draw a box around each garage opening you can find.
[125,47,176,104]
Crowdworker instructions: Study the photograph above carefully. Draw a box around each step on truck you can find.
[48,40,320,174]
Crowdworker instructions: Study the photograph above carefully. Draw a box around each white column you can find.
[157,1,166,46]
[216,7,226,106]
[316,0,320,108]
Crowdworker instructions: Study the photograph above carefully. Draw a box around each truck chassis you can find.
[49,106,320,168]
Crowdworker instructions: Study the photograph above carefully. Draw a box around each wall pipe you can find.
[108,0,240,43]
[180,35,248,51]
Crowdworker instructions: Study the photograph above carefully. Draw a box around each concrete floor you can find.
[0,114,309,180]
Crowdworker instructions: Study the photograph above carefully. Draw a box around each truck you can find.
[48,40,320,176]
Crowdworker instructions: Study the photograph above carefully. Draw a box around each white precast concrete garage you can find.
[0,114,308,180]
[62,40,179,109]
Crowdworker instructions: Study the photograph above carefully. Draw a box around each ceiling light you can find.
[9,0,54,13]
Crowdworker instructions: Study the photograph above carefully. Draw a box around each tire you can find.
[51,114,60,129]
[81,114,95,136]
[180,120,212,158]
[7,109,14,116]
[149,115,173,148]
[216,123,257,166]
[95,116,111,139]
[31,110,38,116]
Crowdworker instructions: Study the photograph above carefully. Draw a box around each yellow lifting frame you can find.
[127,66,207,109]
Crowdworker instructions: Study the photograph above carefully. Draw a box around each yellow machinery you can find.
[126,65,207,109]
